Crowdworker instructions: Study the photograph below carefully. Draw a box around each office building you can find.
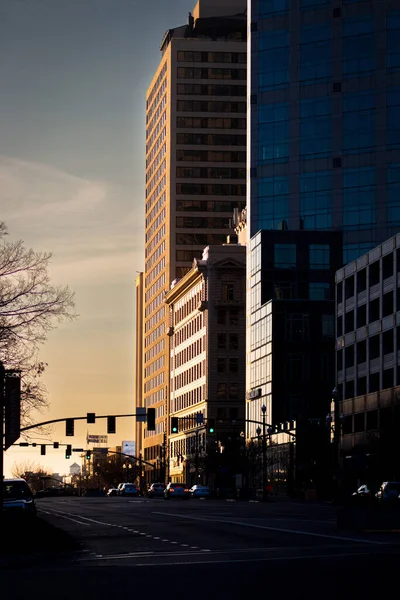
[336,233,400,486]
[165,243,246,487]
[142,0,246,476]
[248,0,400,264]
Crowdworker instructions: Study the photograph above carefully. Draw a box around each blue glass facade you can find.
[249,0,400,262]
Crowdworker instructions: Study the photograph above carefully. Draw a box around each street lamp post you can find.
[261,405,268,501]
[326,386,342,496]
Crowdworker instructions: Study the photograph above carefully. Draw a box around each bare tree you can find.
[0,222,77,426]
[10,460,50,479]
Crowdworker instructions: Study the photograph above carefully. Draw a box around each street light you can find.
[261,405,268,502]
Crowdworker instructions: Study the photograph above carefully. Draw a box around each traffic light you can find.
[65,445,72,459]
[65,418,74,436]
[40,444,46,456]
[171,417,179,434]
[86,450,91,460]
[147,407,156,431]
[107,416,116,434]
[207,419,215,434]
[53,442,59,449]
[87,412,96,424]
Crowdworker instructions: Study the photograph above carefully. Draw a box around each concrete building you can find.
[335,234,400,488]
[142,0,247,475]
[165,243,246,487]
[69,463,80,476]
[248,0,400,264]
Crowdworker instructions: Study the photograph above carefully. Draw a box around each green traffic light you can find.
[209,427,215,433]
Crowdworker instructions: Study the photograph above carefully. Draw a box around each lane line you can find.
[152,511,387,546]
[134,549,375,568]
[42,510,91,527]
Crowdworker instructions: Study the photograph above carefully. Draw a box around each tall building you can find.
[335,234,400,488]
[165,243,246,487]
[142,0,247,477]
[248,0,400,265]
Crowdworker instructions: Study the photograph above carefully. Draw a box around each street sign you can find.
[87,434,108,444]
[136,407,146,422]
[4,376,21,451]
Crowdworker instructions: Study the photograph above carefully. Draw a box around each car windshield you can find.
[387,483,400,492]
[125,485,136,489]
[3,481,33,500]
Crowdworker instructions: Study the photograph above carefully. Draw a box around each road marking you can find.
[134,550,375,568]
[152,512,387,545]
[42,510,91,527]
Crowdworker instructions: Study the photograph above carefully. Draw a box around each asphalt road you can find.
[4,496,400,599]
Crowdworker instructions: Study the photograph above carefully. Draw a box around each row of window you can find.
[173,361,205,392]
[146,104,166,141]
[176,149,246,163]
[145,273,166,304]
[174,288,203,325]
[145,224,165,259]
[177,133,246,147]
[146,208,165,243]
[145,322,164,346]
[144,355,165,380]
[177,84,246,97]
[174,338,205,369]
[338,329,400,371]
[338,251,400,301]
[217,333,240,351]
[146,144,166,183]
[176,216,229,229]
[176,199,245,213]
[338,292,399,336]
[144,339,165,365]
[177,100,246,113]
[217,358,240,373]
[177,51,246,64]
[176,183,245,196]
[145,239,165,273]
[144,386,165,408]
[146,63,167,111]
[145,256,165,289]
[170,430,206,458]
[176,233,231,246]
[144,370,165,394]
[173,314,204,347]
[146,192,165,230]
[146,122,166,157]
[177,117,246,130]
[176,166,245,179]
[171,386,205,414]
[274,243,331,269]
[146,135,166,180]
[177,67,246,80]
[145,288,165,319]
[340,367,400,401]
[217,308,241,327]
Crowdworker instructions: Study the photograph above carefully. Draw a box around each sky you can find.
[1,0,194,477]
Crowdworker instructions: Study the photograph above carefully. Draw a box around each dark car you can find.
[147,483,166,498]
[3,478,37,516]
[119,483,139,497]
[164,482,190,499]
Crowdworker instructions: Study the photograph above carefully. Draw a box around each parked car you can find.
[107,488,119,497]
[147,483,166,498]
[189,485,211,498]
[164,482,190,499]
[117,482,129,494]
[119,483,139,497]
[376,482,400,502]
[3,478,37,516]
[351,484,376,506]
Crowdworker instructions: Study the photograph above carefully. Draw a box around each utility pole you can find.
[195,429,199,484]
[0,361,5,510]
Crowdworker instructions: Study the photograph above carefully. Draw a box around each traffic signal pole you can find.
[0,362,5,511]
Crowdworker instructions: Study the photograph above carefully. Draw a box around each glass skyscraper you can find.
[249,0,400,265]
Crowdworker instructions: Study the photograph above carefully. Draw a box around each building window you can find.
[222,283,235,302]
[229,358,239,373]
[229,309,239,325]
[259,0,289,15]
[217,359,225,373]
[258,30,289,90]
[257,176,289,230]
[229,334,239,350]
[217,383,227,400]
[300,98,332,158]
[229,383,238,400]
[217,309,226,325]
[287,354,307,382]
[322,314,335,338]
[343,91,375,154]
[217,333,226,350]
[285,314,309,342]
[274,243,296,268]
[309,244,330,269]
[300,171,332,229]
[309,282,331,300]
[342,16,375,78]
[300,24,332,83]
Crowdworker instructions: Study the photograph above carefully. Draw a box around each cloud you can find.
[0,155,144,286]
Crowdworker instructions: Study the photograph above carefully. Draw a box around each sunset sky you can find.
[1,0,193,476]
